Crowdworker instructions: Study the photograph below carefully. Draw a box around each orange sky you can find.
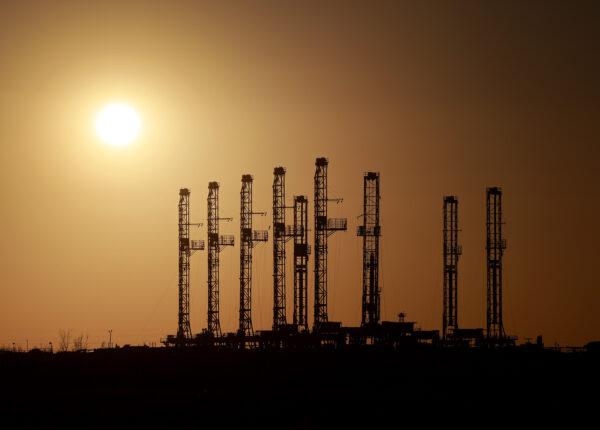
[0,0,599,348]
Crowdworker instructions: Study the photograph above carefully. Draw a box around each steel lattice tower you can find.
[293,195,309,330]
[313,158,347,329]
[207,182,234,338]
[486,187,506,340]
[272,167,293,329]
[239,175,268,337]
[177,188,204,342]
[358,172,381,326]
[442,195,461,339]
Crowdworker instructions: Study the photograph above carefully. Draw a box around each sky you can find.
[0,0,599,348]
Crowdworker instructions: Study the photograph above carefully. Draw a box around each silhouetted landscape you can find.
[2,1,600,425]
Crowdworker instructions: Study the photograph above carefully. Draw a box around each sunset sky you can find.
[0,0,598,348]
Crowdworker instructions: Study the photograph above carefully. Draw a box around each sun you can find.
[95,102,141,146]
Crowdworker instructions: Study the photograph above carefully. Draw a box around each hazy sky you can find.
[1,0,598,348]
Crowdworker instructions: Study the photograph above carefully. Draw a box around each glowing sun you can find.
[95,103,141,146]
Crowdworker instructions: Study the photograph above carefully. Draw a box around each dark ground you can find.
[0,345,598,427]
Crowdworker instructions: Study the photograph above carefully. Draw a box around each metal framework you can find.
[313,158,347,329]
[486,187,506,340]
[177,188,204,342]
[442,195,461,339]
[293,195,310,330]
[358,172,381,326]
[272,167,294,330]
[207,182,234,338]
[239,175,268,338]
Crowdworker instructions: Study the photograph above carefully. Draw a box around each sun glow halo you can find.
[95,103,141,146]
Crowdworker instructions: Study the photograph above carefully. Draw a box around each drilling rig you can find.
[358,172,381,327]
[313,158,347,331]
[486,187,507,342]
[239,175,268,341]
[171,188,204,347]
[293,195,310,331]
[272,167,295,330]
[206,182,234,338]
[442,195,461,339]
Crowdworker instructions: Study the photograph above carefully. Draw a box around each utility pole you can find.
[358,172,381,326]
[442,195,461,339]
[207,182,234,338]
[239,175,268,339]
[486,187,507,341]
[313,157,347,330]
